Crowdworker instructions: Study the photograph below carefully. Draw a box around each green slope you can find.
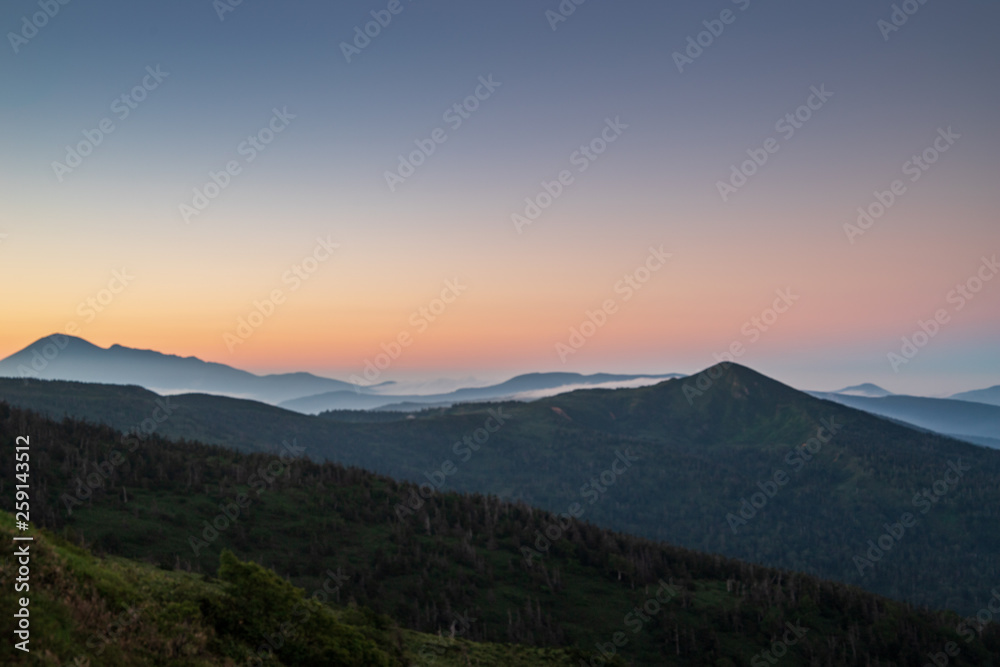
[2,363,1000,617]
[0,510,583,666]
[2,404,999,665]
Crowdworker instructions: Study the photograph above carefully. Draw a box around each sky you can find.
[1,0,998,396]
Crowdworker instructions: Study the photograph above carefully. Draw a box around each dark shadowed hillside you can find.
[3,364,1000,618]
[2,404,999,665]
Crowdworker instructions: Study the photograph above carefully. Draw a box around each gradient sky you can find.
[1,0,998,395]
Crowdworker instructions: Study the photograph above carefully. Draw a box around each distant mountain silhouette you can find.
[830,382,894,397]
[0,334,367,405]
[950,384,1000,407]
[809,390,1000,448]
[0,335,682,411]
[279,372,684,413]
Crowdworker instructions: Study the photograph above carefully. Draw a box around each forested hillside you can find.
[2,403,998,665]
[3,364,999,617]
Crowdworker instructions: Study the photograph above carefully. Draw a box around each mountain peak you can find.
[833,383,893,398]
[27,333,102,351]
[696,361,783,387]
[658,362,803,408]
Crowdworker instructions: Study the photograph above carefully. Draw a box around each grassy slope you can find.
[0,510,582,666]
[3,365,998,616]
[3,405,1000,665]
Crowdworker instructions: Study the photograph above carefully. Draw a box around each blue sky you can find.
[1,0,998,395]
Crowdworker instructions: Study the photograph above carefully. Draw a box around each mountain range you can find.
[809,391,1000,449]
[0,334,366,405]
[3,334,1000,662]
[3,404,999,665]
[0,335,679,412]
[277,372,684,413]
[4,334,997,419]
[951,384,1000,407]
[3,362,999,619]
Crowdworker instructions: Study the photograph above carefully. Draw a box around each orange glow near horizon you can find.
[2,179,996,384]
